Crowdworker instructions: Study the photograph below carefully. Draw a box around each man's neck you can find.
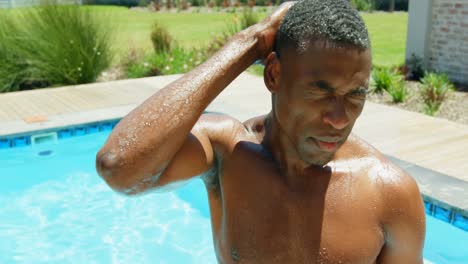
[262,113,328,186]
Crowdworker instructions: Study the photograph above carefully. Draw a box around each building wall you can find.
[428,0,468,84]
[406,0,468,84]
[406,0,433,66]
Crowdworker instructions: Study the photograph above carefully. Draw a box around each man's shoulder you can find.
[195,112,258,149]
[346,134,421,206]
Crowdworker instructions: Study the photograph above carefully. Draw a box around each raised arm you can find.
[377,165,426,263]
[95,3,294,195]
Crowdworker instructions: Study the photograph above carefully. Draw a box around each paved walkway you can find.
[1,73,467,181]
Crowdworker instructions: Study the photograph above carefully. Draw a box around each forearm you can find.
[96,31,259,190]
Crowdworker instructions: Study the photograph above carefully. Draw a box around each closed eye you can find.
[348,88,368,97]
[310,80,335,94]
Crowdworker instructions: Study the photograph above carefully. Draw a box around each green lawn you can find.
[84,6,261,63]
[361,12,408,67]
[94,7,407,67]
[3,6,407,67]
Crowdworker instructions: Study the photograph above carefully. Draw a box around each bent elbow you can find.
[95,151,129,192]
[96,151,119,178]
[96,150,163,195]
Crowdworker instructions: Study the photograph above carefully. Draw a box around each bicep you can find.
[155,128,216,188]
[152,113,243,190]
[377,171,426,263]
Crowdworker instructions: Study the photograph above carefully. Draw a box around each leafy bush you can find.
[405,53,425,81]
[371,67,399,94]
[420,72,454,116]
[204,33,231,57]
[191,0,202,6]
[127,47,206,78]
[223,7,259,37]
[240,7,259,30]
[0,2,113,93]
[150,21,173,53]
[351,0,371,11]
[387,77,408,103]
[86,0,139,7]
[374,0,408,11]
[178,0,189,10]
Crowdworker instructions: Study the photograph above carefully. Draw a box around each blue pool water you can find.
[0,130,467,263]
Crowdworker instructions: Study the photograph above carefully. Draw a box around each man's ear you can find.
[263,52,281,93]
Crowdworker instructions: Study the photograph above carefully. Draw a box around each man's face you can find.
[272,44,372,165]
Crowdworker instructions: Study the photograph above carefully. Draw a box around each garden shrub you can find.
[150,21,173,53]
[87,0,139,7]
[420,72,454,116]
[127,47,206,78]
[208,0,215,8]
[374,0,408,11]
[386,76,408,103]
[179,0,189,10]
[0,2,113,92]
[0,14,29,93]
[240,7,259,29]
[191,0,202,6]
[405,53,425,81]
[371,67,399,94]
[255,0,265,6]
[204,33,231,57]
[351,0,371,11]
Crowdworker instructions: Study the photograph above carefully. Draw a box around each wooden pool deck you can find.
[1,73,467,210]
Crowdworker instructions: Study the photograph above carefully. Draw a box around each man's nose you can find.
[322,97,350,130]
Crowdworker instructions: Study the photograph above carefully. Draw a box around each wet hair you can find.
[275,0,370,57]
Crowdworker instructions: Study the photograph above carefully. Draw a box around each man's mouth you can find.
[316,140,339,152]
[307,137,342,152]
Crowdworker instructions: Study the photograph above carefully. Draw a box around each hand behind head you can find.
[244,1,296,59]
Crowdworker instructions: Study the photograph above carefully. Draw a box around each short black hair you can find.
[275,0,370,56]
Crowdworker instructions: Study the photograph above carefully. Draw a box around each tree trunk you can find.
[389,0,395,12]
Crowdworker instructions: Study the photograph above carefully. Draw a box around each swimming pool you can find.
[0,129,467,263]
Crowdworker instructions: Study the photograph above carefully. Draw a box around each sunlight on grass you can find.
[362,12,408,67]
[4,7,407,68]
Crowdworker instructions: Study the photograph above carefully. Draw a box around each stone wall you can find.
[428,0,468,84]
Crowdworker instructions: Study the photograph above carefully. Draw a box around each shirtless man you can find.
[96,0,426,263]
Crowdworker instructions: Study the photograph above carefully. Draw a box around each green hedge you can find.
[84,0,139,7]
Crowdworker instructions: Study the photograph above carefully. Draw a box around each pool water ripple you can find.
[0,173,217,264]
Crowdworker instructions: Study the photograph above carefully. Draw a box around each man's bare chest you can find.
[214,185,384,263]
[207,143,385,263]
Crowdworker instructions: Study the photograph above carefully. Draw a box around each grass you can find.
[361,12,408,67]
[80,6,268,64]
[86,8,408,68]
[4,7,407,68]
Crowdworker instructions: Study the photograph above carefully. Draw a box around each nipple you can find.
[231,248,240,262]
